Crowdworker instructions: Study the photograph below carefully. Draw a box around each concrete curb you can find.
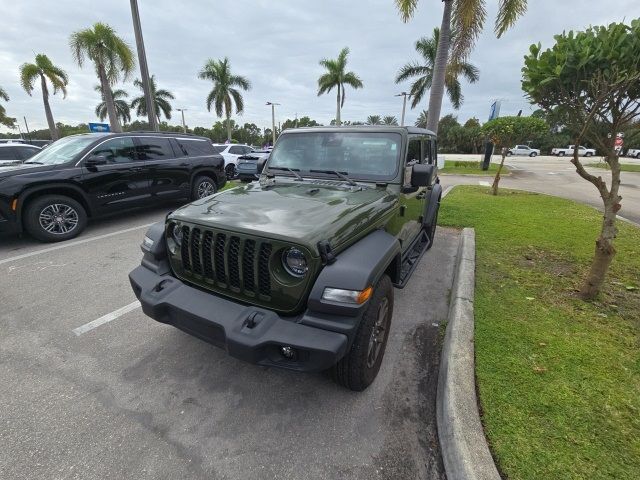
[436,228,501,480]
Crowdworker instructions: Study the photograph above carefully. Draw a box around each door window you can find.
[0,147,17,160]
[229,146,244,155]
[18,147,41,159]
[90,138,137,164]
[136,138,175,160]
[177,139,215,157]
[422,139,433,164]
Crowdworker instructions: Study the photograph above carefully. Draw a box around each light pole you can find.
[177,108,187,133]
[130,0,158,131]
[266,102,280,146]
[395,92,412,127]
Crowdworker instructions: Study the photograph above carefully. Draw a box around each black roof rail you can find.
[125,130,198,137]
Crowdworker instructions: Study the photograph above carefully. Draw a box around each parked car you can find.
[0,143,41,167]
[0,132,225,242]
[626,148,640,158]
[129,126,442,391]
[507,145,540,157]
[237,149,271,182]
[211,143,253,179]
[551,145,596,157]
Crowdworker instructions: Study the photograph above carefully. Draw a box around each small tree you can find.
[522,20,640,299]
[482,116,548,195]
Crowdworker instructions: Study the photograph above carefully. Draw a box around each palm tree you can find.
[317,47,363,125]
[382,115,399,125]
[19,54,68,140]
[396,28,479,112]
[0,86,15,128]
[70,22,135,133]
[198,57,251,142]
[415,110,429,129]
[94,85,131,125]
[366,115,382,125]
[395,0,528,133]
[131,75,174,121]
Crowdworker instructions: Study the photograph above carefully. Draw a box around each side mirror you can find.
[257,158,267,173]
[84,154,108,168]
[411,163,436,188]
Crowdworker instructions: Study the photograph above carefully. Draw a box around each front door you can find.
[81,137,152,212]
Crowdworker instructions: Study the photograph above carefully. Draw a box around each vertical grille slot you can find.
[202,231,215,280]
[191,228,203,275]
[258,243,272,296]
[181,225,191,271]
[228,236,241,288]
[242,240,256,292]
[214,233,227,283]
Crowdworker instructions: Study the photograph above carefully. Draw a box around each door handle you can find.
[131,167,144,172]
[416,191,427,200]
[179,162,189,166]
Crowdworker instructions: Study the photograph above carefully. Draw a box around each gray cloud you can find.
[1,0,639,133]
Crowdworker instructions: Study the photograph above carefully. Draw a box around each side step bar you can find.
[394,230,430,289]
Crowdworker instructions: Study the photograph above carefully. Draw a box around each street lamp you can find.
[395,92,413,127]
[266,102,280,146]
[176,108,187,133]
[130,0,158,131]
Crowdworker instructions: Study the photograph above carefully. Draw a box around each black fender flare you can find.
[190,165,225,190]
[424,183,442,227]
[17,182,94,228]
[307,229,401,316]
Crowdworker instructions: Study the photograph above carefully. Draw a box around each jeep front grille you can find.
[177,225,273,297]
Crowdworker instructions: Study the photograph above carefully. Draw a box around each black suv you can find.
[0,132,225,242]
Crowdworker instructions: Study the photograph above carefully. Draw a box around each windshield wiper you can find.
[23,161,44,165]
[268,166,304,181]
[310,169,357,186]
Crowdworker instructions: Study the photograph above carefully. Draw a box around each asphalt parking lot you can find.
[0,202,458,480]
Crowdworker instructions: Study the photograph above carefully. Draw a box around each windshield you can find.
[267,132,401,181]
[25,135,99,165]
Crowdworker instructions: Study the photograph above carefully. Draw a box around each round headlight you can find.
[171,223,183,246]
[282,248,308,277]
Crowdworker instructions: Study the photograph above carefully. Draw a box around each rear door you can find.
[397,136,426,251]
[136,136,190,200]
[81,136,152,212]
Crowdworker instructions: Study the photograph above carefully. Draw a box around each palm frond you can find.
[451,0,487,61]
[19,63,40,95]
[395,0,419,22]
[495,0,528,37]
[395,62,430,83]
[0,86,9,102]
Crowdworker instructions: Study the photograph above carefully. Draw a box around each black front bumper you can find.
[129,265,353,372]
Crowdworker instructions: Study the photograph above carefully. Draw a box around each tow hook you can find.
[154,279,171,292]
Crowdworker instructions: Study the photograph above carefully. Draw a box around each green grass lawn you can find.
[439,160,509,176]
[587,162,640,172]
[439,186,640,480]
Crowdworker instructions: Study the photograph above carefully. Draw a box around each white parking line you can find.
[478,180,491,187]
[0,223,154,266]
[72,301,141,336]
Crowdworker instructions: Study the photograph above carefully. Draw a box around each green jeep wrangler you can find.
[129,126,441,391]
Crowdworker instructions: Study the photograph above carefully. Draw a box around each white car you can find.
[551,145,596,157]
[0,143,41,167]
[507,145,540,157]
[212,144,253,179]
[626,148,640,158]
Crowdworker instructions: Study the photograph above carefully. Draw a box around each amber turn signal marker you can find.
[356,286,373,304]
[10,198,18,211]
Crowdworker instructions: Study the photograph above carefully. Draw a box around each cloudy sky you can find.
[1,0,639,134]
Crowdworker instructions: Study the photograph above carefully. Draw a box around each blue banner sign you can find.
[88,123,110,133]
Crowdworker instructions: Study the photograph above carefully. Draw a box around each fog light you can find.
[280,346,295,359]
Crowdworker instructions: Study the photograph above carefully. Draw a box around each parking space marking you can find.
[0,223,154,266]
[478,181,491,186]
[72,301,141,336]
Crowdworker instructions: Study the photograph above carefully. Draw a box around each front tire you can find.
[225,164,237,180]
[24,195,87,242]
[530,152,538,157]
[506,151,513,156]
[558,152,566,157]
[585,152,593,157]
[331,275,394,391]
[636,153,640,159]
[192,175,217,200]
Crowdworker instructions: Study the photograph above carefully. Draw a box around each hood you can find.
[170,180,398,253]
[0,163,55,179]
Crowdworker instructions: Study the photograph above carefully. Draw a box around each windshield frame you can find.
[265,131,403,183]
[24,135,103,166]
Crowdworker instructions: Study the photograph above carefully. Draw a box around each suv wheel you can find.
[225,164,237,180]
[530,152,538,157]
[331,275,394,391]
[558,151,566,157]
[24,195,87,242]
[506,151,513,156]
[585,152,593,157]
[192,175,217,200]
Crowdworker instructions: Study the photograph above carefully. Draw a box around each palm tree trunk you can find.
[40,75,58,141]
[426,0,453,134]
[226,111,232,143]
[336,84,341,126]
[491,149,507,195]
[98,64,122,133]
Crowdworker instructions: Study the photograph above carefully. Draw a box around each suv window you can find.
[137,137,174,160]
[18,147,41,159]
[406,139,422,164]
[0,147,17,160]
[212,145,226,154]
[178,139,215,157]
[91,137,138,164]
[229,146,244,155]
